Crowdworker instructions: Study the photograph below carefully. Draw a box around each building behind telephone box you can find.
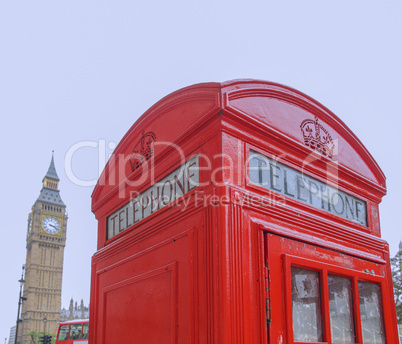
[90,80,399,343]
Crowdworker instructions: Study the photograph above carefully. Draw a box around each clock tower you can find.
[18,154,67,344]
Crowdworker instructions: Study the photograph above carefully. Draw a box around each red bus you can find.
[55,319,89,344]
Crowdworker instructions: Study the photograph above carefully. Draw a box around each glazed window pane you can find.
[291,267,323,342]
[82,322,89,339]
[249,156,269,186]
[69,323,82,340]
[328,275,355,343]
[359,281,385,344]
[57,325,69,340]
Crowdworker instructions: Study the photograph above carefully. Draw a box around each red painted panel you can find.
[90,80,397,344]
[92,86,221,210]
[227,96,378,183]
[103,264,176,344]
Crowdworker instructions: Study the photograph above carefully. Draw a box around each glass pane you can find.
[328,275,355,343]
[82,322,89,339]
[58,325,69,340]
[69,323,82,340]
[359,281,385,344]
[291,267,323,342]
[249,156,269,186]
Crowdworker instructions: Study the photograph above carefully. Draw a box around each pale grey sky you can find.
[1,0,401,340]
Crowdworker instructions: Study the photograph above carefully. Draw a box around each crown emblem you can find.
[129,130,157,172]
[300,117,335,158]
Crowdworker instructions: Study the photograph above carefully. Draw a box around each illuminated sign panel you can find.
[107,155,199,239]
[249,151,367,226]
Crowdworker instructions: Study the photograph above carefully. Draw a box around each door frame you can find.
[259,227,393,344]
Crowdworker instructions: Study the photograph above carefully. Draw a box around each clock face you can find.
[42,217,60,234]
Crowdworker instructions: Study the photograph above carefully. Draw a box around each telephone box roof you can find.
[92,79,386,212]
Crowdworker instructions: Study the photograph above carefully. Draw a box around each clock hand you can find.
[49,224,57,229]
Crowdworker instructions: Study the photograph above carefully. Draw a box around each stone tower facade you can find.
[18,154,67,343]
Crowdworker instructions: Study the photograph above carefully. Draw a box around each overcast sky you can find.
[1,0,401,340]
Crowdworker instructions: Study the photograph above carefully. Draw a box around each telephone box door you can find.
[265,233,394,344]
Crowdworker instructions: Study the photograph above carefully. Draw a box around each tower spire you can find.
[37,152,65,206]
[44,151,59,182]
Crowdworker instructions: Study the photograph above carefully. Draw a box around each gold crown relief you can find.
[300,117,335,158]
[129,130,157,172]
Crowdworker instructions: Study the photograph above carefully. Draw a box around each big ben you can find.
[18,153,67,343]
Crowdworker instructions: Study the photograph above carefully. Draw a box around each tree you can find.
[391,249,402,322]
[25,331,55,344]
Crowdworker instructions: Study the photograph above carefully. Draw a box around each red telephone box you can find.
[90,80,399,343]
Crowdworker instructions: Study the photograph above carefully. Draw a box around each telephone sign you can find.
[249,151,367,225]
